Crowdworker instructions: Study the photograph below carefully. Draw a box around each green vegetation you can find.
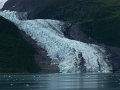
[34,0,120,47]
[34,0,120,21]
[0,16,40,73]
[81,16,120,47]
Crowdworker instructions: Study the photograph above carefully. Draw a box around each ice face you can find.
[0,0,8,9]
[0,11,112,73]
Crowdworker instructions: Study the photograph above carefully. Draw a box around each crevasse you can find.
[0,11,112,73]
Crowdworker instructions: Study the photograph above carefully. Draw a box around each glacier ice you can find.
[0,0,8,9]
[0,11,112,73]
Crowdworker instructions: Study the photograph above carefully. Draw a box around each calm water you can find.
[0,73,120,90]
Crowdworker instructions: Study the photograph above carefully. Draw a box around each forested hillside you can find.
[0,16,40,73]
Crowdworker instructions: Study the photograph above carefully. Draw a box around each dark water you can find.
[0,73,120,90]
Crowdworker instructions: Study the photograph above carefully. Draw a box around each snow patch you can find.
[0,0,8,9]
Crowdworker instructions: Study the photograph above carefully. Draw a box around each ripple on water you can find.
[0,73,119,90]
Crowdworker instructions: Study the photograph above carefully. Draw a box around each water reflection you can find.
[0,73,120,90]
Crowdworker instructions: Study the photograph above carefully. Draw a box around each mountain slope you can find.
[81,16,120,47]
[30,0,120,48]
[0,16,40,73]
[3,0,120,48]
[33,0,120,48]
[2,0,57,12]
[0,11,112,73]
[1,0,120,73]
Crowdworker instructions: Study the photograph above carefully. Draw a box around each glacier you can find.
[0,11,112,73]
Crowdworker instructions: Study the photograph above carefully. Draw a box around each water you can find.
[0,73,120,90]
